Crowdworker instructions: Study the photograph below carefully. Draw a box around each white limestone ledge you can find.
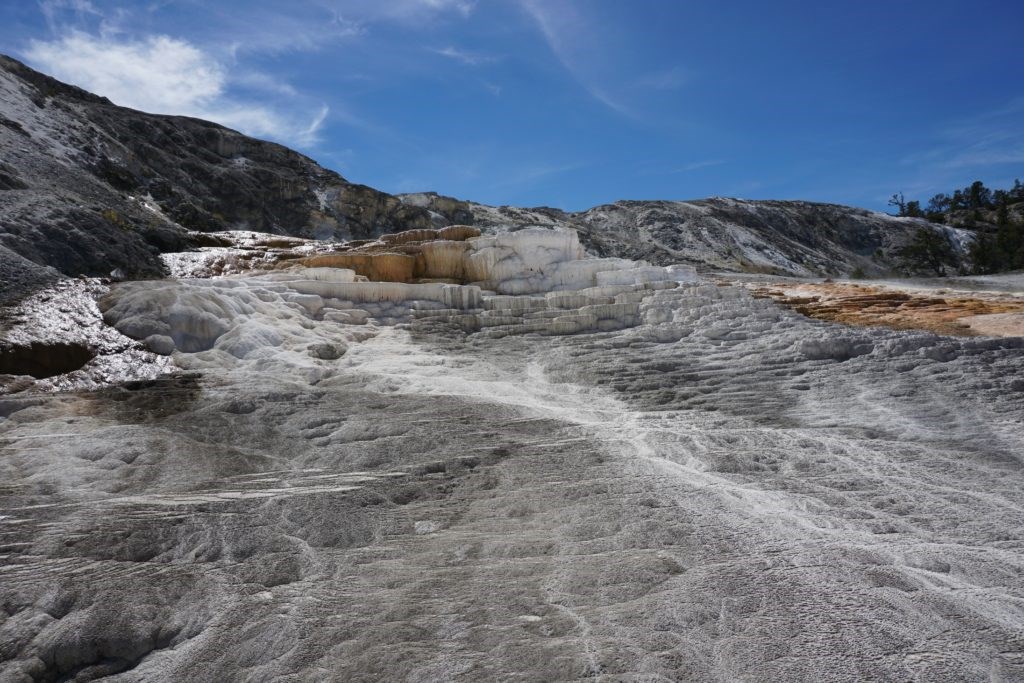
[99,228,701,358]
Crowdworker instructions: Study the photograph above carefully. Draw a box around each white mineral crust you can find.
[1,229,1022,682]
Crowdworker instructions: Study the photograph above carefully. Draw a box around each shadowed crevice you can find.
[0,341,95,378]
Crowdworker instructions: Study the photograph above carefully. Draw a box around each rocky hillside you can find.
[405,194,972,278]
[2,54,968,302]
[0,55,471,301]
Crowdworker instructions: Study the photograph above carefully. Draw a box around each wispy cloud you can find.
[38,0,102,34]
[490,161,585,189]
[902,98,1024,170]
[383,0,475,20]
[517,0,636,119]
[672,159,726,173]
[24,30,331,147]
[637,66,689,91]
[432,45,491,66]
[219,10,364,57]
[231,69,301,98]
[331,0,475,25]
[636,159,726,177]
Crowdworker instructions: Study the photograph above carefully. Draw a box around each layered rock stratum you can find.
[1,56,1024,683]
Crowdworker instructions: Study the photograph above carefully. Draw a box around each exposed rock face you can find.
[0,55,472,297]
[452,196,971,278]
[0,244,61,305]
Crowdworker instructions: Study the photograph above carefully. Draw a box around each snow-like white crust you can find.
[99,228,700,358]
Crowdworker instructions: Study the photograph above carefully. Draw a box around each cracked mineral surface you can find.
[1,230,1024,682]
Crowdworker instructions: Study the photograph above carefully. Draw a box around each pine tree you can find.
[968,180,992,210]
[897,228,957,276]
[926,193,950,213]
[950,190,964,212]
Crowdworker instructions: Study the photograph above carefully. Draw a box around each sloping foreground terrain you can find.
[1,227,1023,681]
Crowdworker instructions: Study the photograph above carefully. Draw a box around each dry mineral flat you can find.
[2,269,1024,681]
[741,274,1024,338]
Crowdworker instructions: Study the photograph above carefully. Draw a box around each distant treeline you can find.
[889,179,1024,274]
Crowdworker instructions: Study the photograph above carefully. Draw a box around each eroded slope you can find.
[1,241,1023,680]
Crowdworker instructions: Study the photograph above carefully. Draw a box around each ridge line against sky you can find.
[1,0,1022,212]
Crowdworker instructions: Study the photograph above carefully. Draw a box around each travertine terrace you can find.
[2,227,1024,681]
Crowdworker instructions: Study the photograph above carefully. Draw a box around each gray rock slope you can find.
[1,284,1022,680]
[411,194,971,278]
[0,55,472,299]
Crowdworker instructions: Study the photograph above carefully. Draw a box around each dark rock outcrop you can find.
[0,55,471,299]
[457,197,968,277]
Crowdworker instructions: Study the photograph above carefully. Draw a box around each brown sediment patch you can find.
[747,281,1024,337]
[293,225,481,283]
[300,251,416,282]
[167,226,483,280]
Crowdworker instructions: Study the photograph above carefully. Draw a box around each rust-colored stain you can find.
[746,282,1024,337]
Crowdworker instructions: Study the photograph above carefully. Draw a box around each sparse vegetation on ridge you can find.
[891,179,1024,274]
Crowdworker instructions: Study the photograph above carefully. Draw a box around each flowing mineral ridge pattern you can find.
[1,54,1024,683]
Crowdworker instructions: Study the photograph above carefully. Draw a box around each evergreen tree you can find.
[895,179,1024,274]
[950,190,964,211]
[969,233,1000,273]
[926,193,951,213]
[897,228,957,276]
[968,180,992,209]
[996,202,1009,227]
[1012,179,1024,204]
[995,218,1023,270]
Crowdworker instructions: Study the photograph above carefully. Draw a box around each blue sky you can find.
[2,0,1022,212]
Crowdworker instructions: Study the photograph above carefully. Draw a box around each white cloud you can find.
[205,103,330,149]
[27,32,225,114]
[213,7,365,57]
[377,0,475,20]
[301,0,473,26]
[38,0,101,33]
[24,31,330,148]
[517,0,636,118]
[673,159,725,173]
[490,161,585,189]
[433,46,490,66]
[901,99,1024,171]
